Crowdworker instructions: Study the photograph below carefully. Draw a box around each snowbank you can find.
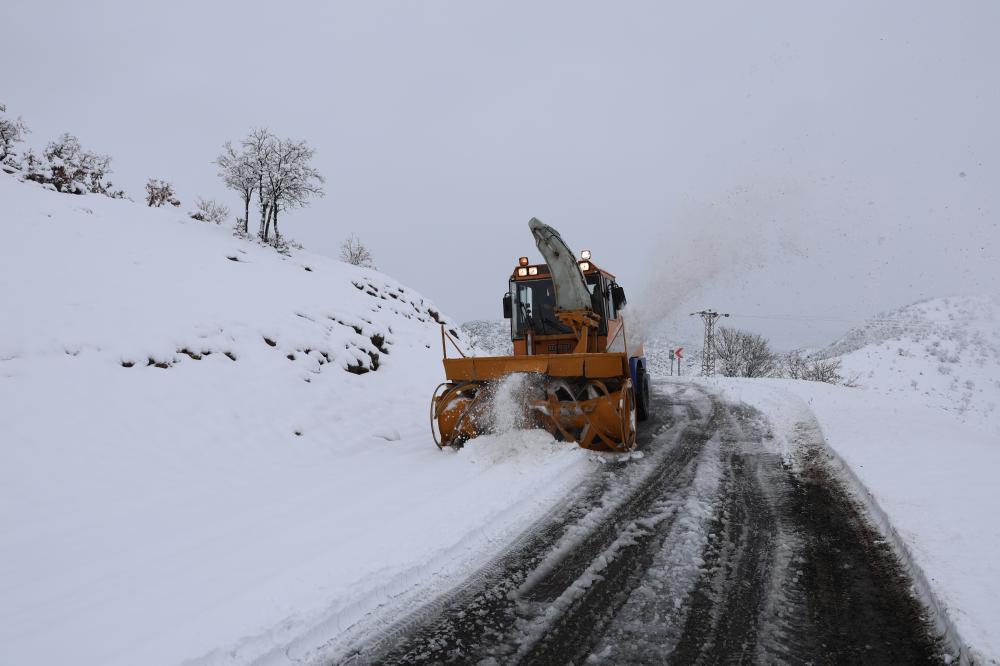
[713,377,1000,664]
[0,175,593,665]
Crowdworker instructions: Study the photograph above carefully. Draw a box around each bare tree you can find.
[215,141,256,234]
[260,137,325,242]
[714,326,779,378]
[340,234,375,268]
[145,179,180,207]
[240,128,276,240]
[219,128,325,247]
[190,198,229,224]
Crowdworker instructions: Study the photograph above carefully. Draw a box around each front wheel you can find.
[636,370,651,422]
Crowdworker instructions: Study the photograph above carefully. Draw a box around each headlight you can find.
[518,256,529,267]
[517,267,528,277]
[581,250,591,260]
[579,261,590,271]
[528,266,538,275]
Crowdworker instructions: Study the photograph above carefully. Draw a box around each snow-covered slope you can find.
[461,318,513,356]
[0,175,592,665]
[819,296,1000,435]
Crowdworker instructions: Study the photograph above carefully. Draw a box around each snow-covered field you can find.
[0,175,593,665]
[713,340,1000,663]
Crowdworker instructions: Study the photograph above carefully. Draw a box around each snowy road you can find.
[337,382,946,665]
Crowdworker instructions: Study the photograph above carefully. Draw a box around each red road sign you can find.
[675,347,684,358]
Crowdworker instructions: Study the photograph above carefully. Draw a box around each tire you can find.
[636,370,651,422]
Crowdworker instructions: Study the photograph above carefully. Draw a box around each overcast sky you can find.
[6,1,998,349]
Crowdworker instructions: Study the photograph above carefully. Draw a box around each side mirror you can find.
[502,293,512,319]
[611,285,627,310]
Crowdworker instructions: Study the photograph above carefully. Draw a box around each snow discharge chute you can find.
[430,218,652,452]
[528,217,593,313]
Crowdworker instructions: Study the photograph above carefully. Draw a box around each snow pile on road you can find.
[715,375,1000,664]
[819,295,1000,435]
[0,174,592,666]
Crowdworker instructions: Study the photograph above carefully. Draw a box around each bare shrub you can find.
[0,103,29,168]
[340,234,375,268]
[24,133,124,197]
[714,326,779,378]
[784,350,849,385]
[802,358,843,383]
[145,179,180,207]
[189,198,229,224]
[784,350,809,379]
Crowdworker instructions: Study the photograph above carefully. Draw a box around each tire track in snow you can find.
[667,399,945,666]
[669,406,779,664]
[511,435,719,664]
[336,383,946,665]
[342,384,714,665]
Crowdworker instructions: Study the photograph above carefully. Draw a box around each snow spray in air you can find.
[485,372,544,434]
[622,181,814,347]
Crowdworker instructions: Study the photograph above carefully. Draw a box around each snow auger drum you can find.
[430,217,650,453]
[431,373,638,452]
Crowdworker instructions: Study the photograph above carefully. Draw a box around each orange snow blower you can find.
[431,218,650,452]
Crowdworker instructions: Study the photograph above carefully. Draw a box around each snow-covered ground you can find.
[4,169,997,664]
[713,360,1000,662]
[820,295,1000,436]
[461,319,514,356]
[460,318,513,357]
[0,174,593,665]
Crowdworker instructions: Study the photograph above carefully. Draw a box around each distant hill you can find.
[817,295,1000,434]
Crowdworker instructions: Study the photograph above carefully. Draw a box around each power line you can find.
[724,314,965,333]
[728,312,961,325]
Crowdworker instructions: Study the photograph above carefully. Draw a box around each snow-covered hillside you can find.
[0,175,593,665]
[461,318,513,356]
[818,296,1000,435]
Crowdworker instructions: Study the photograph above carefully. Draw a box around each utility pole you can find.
[690,309,730,376]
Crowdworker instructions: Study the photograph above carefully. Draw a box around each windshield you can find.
[511,275,606,338]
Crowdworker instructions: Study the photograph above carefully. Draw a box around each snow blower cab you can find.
[432,218,650,451]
